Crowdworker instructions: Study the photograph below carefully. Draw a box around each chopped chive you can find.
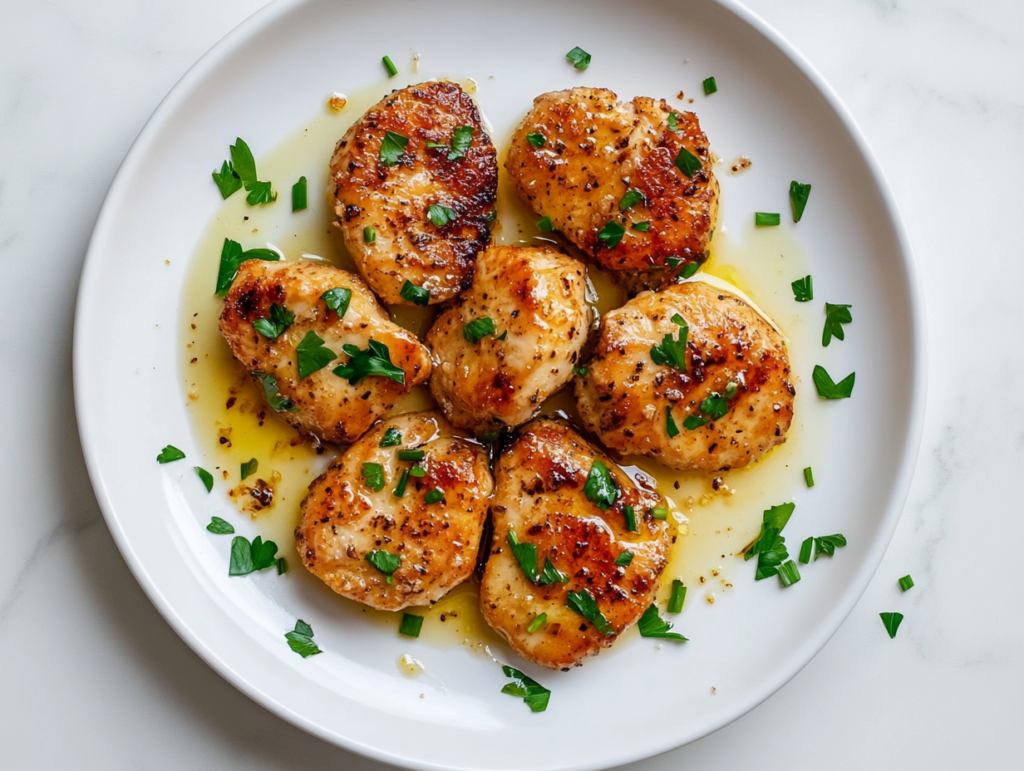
[537,216,554,231]
[778,560,801,587]
[899,574,915,592]
[527,613,547,633]
[799,537,813,564]
[615,551,634,568]
[424,487,445,504]
[724,381,738,400]
[276,557,288,575]
[526,132,546,148]
[382,55,398,77]
[880,612,904,639]
[651,506,668,520]
[397,449,425,462]
[364,225,376,244]
[702,76,718,95]
[410,465,427,478]
[755,212,781,226]
[291,176,307,212]
[393,469,410,498]
[681,262,700,279]
[399,613,423,637]
[623,505,637,532]
[803,467,815,488]
[667,579,686,613]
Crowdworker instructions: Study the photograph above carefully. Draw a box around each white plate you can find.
[74,0,925,768]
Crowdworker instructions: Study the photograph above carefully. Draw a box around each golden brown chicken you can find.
[328,81,498,306]
[506,87,718,282]
[480,419,670,669]
[218,259,431,445]
[574,281,794,471]
[296,412,493,611]
[425,245,590,435]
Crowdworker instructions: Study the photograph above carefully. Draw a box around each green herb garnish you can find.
[527,614,547,633]
[393,469,410,498]
[666,405,680,438]
[195,467,215,493]
[214,237,279,296]
[632,221,650,232]
[566,588,614,636]
[638,604,688,641]
[364,225,376,243]
[565,46,591,70]
[409,465,427,478]
[744,502,795,580]
[285,619,321,657]
[255,372,298,412]
[276,557,288,575]
[427,204,458,227]
[295,331,337,379]
[667,112,680,132]
[501,665,551,712]
[880,612,904,639]
[447,126,474,161]
[619,189,645,211]
[803,467,815,488]
[400,280,430,306]
[597,220,625,248]
[790,181,812,222]
[615,551,634,567]
[229,138,258,187]
[291,176,307,212]
[667,579,686,613]
[623,505,637,532]
[245,180,276,206]
[778,560,801,587]
[703,76,718,95]
[823,303,853,346]
[799,537,813,564]
[792,275,813,302]
[366,549,400,583]
[583,459,619,511]
[382,55,398,77]
[651,506,668,520]
[252,303,294,340]
[573,366,588,377]
[650,313,689,371]
[397,449,425,461]
[813,533,848,560]
[212,161,242,199]
[424,488,445,504]
[681,262,700,278]
[362,462,385,492]
[379,427,402,447]
[899,575,914,592]
[812,365,855,399]
[332,339,406,385]
[463,317,503,344]
[399,613,423,638]
[321,287,352,318]
[206,516,233,534]
[755,212,781,226]
[228,534,280,576]
[725,381,739,399]
[674,147,702,178]
[379,130,409,166]
[537,216,554,231]
[157,445,185,464]
[240,458,258,480]
[526,132,546,148]
[683,392,729,430]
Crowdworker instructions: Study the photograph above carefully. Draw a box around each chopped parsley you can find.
[565,46,591,70]
[822,302,853,346]
[156,445,185,464]
[447,126,474,161]
[195,467,215,493]
[463,317,505,344]
[667,579,686,613]
[632,221,650,232]
[252,303,294,339]
[683,392,729,430]
[240,458,258,480]
[244,180,276,206]
[667,112,680,132]
[399,613,423,638]
[597,220,626,248]
[409,465,427,478]
[501,665,551,712]
[400,280,430,306]
[666,405,680,438]
[778,560,801,587]
[256,372,298,412]
[799,537,813,564]
[366,549,400,583]
[206,516,233,534]
[379,130,409,166]
[537,216,554,231]
[755,212,781,227]
[813,533,848,560]
[424,488,445,504]
[792,275,813,302]
[583,459,619,511]
[285,619,321,657]
[526,132,546,148]
[743,502,796,580]
[615,551,634,567]
[619,189,645,211]
[703,76,718,95]
[638,604,688,641]
[295,331,337,378]
[506,530,567,586]
[212,160,242,199]
[362,462,385,492]
[321,287,352,318]
[650,313,689,371]
[566,588,614,636]
[228,534,280,576]
[214,237,279,296]
[291,176,307,212]
[899,574,915,592]
[789,181,812,222]
[379,427,402,447]
[427,203,458,227]
[332,340,406,385]
[674,147,702,178]
[812,365,855,399]
[880,612,904,639]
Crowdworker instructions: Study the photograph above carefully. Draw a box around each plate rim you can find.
[73,0,928,767]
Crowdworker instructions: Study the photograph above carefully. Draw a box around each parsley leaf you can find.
[245,180,276,206]
[637,604,688,641]
[666,405,680,438]
[537,216,554,231]
[212,160,242,199]
[822,303,853,346]
[214,237,279,296]
[229,138,257,187]
[615,551,634,567]
[813,533,848,560]
[583,459,619,511]
[366,549,400,583]
[507,529,538,583]
[683,414,709,430]
[379,131,409,166]
[619,189,645,211]
[229,534,280,576]
[195,467,214,492]
[448,126,474,160]
[501,665,551,712]
[255,372,298,412]
[674,147,702,178]
[880,612,904,639]
[156,445,185,464]
[566,588,615,636]
[285,619,322,657]
[790,180,812,222]
[292,176,307,212]
[424,488,445,504]
[295,331,337,379]
[400,280,430,306]
[252,303,294,339]
[565,46,592,70]
[792,275,813,302]
[206,516,233,534]
[463,317,502,344]
[427,203,458,227]
[632,221,650,232]
[812,365,855,399]
[683,392,728,429]
[539,557,568,585]
[321,287,352,318]
[240,458,258,480]
[597,220,625,248]
[681,261,700,278]
[332,339,406,385]
[362,462,385,492]
[667,112,680,132]
[526,132,546,148]
[744,503,796,581]
[650,314,689,371]
[799,537,813,564]
[379,427,402,447]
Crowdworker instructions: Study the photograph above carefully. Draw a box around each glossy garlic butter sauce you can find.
[180,78,820,653]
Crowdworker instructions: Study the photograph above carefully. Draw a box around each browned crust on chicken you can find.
[505,88,718,278]
[574,281,794,471]
[218,260,431,445]
[328,81,498,305]
[296,412,493,610]
[480,419,669,669]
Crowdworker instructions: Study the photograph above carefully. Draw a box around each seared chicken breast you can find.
[296,412,493,611]
[480,419,669,669]
[219,260,431,445]
[506,87,718,280]
[328,81,498,306]
[575,281,794,471]
[425,245,590,434]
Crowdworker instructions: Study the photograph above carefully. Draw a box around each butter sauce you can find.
[180,77,822,650]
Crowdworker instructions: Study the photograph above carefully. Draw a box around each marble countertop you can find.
[2,0,1021,767]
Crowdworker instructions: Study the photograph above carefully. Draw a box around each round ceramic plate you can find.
[74,0,924,768]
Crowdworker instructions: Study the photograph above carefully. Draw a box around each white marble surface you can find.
[1,0,1022,767]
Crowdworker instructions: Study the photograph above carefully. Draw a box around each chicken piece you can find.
[424,245,590,435]
[328,81,498,306]
[575,281,794,471]
[480,419,669,669]
[296,412,493,611]
[506,87,718,279]
[219,259,431,445]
